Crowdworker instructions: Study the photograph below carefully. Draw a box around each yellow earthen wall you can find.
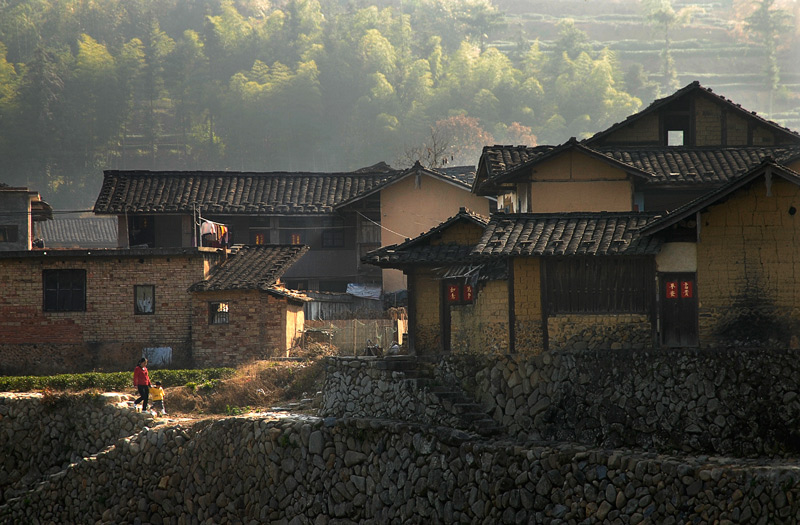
[513,258,544,354]
[726,113,749,145]
[449,279,509,354]
[411,270,441,353]
[527,152,633,213]
[696,177,800,345]
[381,175,491,292]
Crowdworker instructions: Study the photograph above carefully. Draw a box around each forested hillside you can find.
[0,0,796,209]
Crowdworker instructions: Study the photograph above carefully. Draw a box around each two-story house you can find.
[367,82,800,354]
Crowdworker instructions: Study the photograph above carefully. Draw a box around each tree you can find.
[642,0,703,93]
[745,0,794,115]
[400,115,493,168]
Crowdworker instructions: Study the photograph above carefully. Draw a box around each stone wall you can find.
[547,314,652,351]
[3,396,800,523]
[0,392,152,504]
[437,348,800,457]
[320,357,465,430]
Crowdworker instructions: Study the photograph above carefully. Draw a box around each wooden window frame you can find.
[134,285,155,315]
[43,269,86,312]
[544,257,653,314]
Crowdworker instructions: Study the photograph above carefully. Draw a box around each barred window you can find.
[209,301,230,324]
[43,269,86,312]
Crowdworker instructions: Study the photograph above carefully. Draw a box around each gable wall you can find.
[429,221,485,246]
[696,177,800,346]
[600,113,660,144]
[381,175,491,292]
[0,253,210,374]
[726,111,749,146]
[694,96,724,146]
[526,153,633,213]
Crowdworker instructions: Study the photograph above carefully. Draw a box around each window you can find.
[545,258,654,314]
[322,217,345,248]
[134,285,155,315]
[667,130,684,146]
[43,269,86,312]
[0,225,18,243]
[209,301,230,324]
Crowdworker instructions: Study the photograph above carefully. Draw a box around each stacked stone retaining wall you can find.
[323,349,800,457]
[3,399,800,523]
[436,348,800,457]
[0,392,152,504]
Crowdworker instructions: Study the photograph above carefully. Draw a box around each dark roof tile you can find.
[94,169,399,215]
[190,244,309,292]
[474,213,662,257]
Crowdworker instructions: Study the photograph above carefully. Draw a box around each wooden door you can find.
[660,272,699,347]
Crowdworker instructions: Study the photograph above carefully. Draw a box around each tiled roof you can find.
[364,243,476,267]
[480,145,554,179]
[473,213,662,257]
[190,244,309,292]
[363,208,489,267]
[586,81,800,145]
[597,146,800,185]
[642,159,800,235]
[93,168,399,215]
[39,217,117,248]
[435,165,477,187]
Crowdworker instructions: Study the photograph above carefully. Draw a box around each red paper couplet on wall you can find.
[463,284,474,302]
[666,281,678,299]
[447,284,460,303]
[681,281,693,298]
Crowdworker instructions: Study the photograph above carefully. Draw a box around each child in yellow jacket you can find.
[149,381,166,416]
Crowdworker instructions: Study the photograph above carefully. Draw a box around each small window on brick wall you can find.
[43,269,86,312]
[209,301,230,324]
[134,285,155,315]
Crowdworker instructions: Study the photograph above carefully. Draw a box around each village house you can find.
[367,82,800,354]
[0,243,308,374]
[92,162,492,296]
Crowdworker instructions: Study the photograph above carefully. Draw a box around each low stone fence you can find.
[320,357,466,429]
[436,348,800,457]
[0,392,152,504]
[3,404,800,523]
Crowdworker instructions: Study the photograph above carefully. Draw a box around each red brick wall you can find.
[0,252,210,374]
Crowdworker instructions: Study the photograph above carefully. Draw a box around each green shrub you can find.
[0,368,235,392]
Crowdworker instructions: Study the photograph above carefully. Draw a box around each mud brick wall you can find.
[192,290,303,367]
[697,177,800,347]
[450,280,509,354]
[410,269,441,354]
